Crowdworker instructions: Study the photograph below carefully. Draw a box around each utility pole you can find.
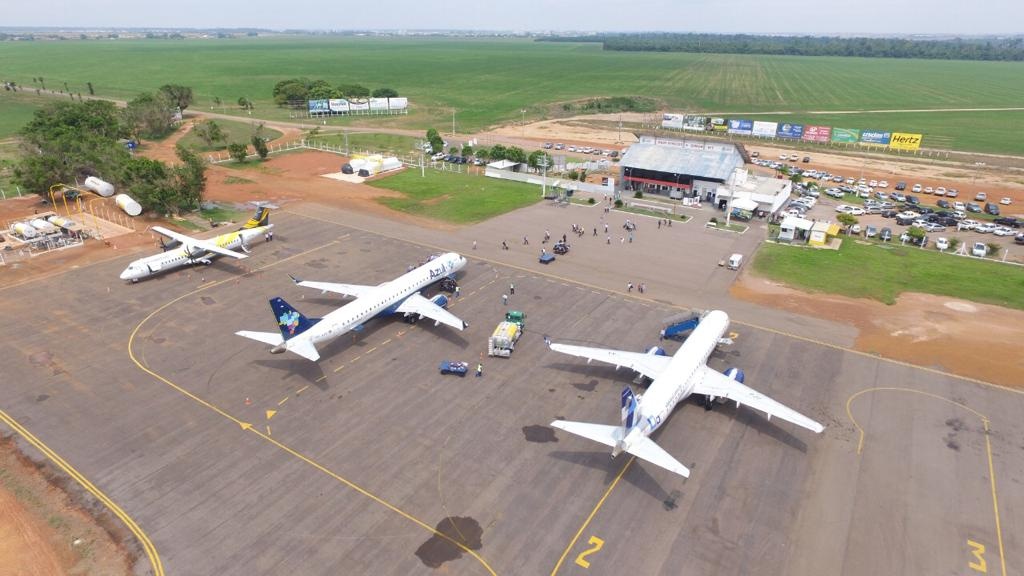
[343,129,349,155]
[521,109,526,138]
[539,155,549,198]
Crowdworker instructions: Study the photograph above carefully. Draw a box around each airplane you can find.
[119,207,273,282]
[548,309,823,478]
[235,252,468,361]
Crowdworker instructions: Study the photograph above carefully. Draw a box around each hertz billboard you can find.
[889,132,923,151]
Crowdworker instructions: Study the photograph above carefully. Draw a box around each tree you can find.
[836,213,858,232]
[251,135,269,160]
[159,84,193,111]
[448,146,459,156]
[474,147,490,162]
[227,142,248,163]
[237,97,253,110]
[124,92,177,139]
[789,172,803,184]
[425,128,444,154]
[527,150,552,171]
[193,120,226,149]
[307,80,334,101]
[120,156,176,215]
[490,144,508,160]
[172,144,206,210]
[505,146,527,164]
[372,87,398,98]
[905,226,926,243]
[337,84,369,99]
[461,144,474,158]
[86,81,94,95]
[212,96,222,108]
[272,78,310,107]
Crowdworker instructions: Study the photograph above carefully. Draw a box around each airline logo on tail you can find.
[242,207,270,229]
[278,310,301,335]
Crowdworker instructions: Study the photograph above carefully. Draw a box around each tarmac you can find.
[0,201,1021,575]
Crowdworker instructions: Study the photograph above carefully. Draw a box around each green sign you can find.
[831,128,860,143]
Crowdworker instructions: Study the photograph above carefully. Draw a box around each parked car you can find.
[946,189,959,198]
[880,209,898,218]
[789,154,799,161]
[1000,197,1012,205]
[975,192,988,201]
[985,202,1000,215]
[891,192,907,202]
[865,225,878,238]
[554,143,565,150]
[894,181,907,190]
[935,237,950,251]
[953,201,966,211]
[936,199,949,209]
[935,186,947,196]
[905,195,920,206]
[994,217,1021,228]
[911,184,922,193]
[878,180,889,188]
[826,188,844,199]
[1016,232,1024,245]
[993,226,1015,237]
[542,142,553,149]
[880,227,893,241]
[958,219,979,231]
[924,186,934,194]
[802,156,811,163]
[972,242,987,257]
[922,222,946,233]
[975,223,997,234]
[899,232,928,247]
[751,150,760,157]
[850,224,862,235]
[966,202,982,213]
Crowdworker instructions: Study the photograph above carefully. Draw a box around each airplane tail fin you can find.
[620,387,638,430]
[241,207,270,230]
[269,297,320,341]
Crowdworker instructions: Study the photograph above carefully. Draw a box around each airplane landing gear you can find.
[704,395,714,411]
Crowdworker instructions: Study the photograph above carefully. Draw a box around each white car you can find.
[958,219,979,230]
[845,177,856,185]
[975,223,997,234]
[779,153,789,160]
[789,154,799,161]
[826,188,844,199]
[878,180,889,188]
[935,237,950,251]
[975,192,988,201]
[972,242,987,257]
[922,222,946,233]
[935,186,947,196]
[924,186,934,194]
[911,184,922,193]
[898,210,921,219]
[868,180,878,187]
[993,226,1015,236]
[848,207,865,216]
[953,210,966,219]
[1000,197,1013,205]
[954,202,966,211]
[851,224,862,234]
[835,204,855,213]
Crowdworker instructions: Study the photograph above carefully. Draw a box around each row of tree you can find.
[423,128,553,171]
[272,78,399,107]
[542,34,1024,61]
[14,99,207,215]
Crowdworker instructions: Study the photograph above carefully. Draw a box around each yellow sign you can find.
[889,132,923,150]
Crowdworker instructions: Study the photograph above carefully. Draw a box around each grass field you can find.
[1,37,1023,153]
[0,91,56,139]
[175,118,283,151]
[308,133,420,156]
[367,168,541,223]
[752,240,1024,309]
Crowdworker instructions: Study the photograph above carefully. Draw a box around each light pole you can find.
[538,155,549,198]
[521,109,526,138]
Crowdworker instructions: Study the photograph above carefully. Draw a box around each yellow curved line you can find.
[126,239,496,575]
[0,409,164,576]
[284,209,1023,397]
[550,456,634,576]
[846,387,1006,575]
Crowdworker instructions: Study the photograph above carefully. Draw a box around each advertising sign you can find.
[328,99,349,112]
[776,123,804,139]
[830,128,860,143]
[308,99,329,114]
[388,97,408,110]
[710,118,727,132]
[662,113,684,129]
[752,121,778,138]
[860,130,892,146]
[888,132,923,150]
[683,115,708,131]
[802,125,831,142]
[349,100,370,112]
[369,98,389,110]
[727,119,753,135]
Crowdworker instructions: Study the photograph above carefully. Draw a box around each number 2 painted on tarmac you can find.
[968,540,987,573]
[574,536,604,569]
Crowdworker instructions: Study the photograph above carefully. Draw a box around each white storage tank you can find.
[47,215,80,231]
[115,193,143,216]
[29,218,59,233]
[84,176,115,197]
[13,222,38,238]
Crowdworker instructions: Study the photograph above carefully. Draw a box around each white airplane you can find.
[549,310,823,478]
[236,252,468,361]
[120,208,272,282]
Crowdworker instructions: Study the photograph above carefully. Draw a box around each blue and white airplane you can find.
[549,310,823,478]
[236,252,467,361]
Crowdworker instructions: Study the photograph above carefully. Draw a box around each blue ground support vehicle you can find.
[539,253,556,264]
[660,314,702,341]
[439,360,469,376]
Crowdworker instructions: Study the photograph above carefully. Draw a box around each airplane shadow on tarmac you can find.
[547,449,675,503]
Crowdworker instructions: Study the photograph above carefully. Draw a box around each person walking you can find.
[523,236,529,245]
[606,235,611,244]
[502,294,508,306]
[604,223,609,234]
[455,286,461,298]
[502,240,509,250]
[593,227,597,236]
[476,363,483,377]
[472,240,477,250]
[509,283,515,295]
[627,282,634,293]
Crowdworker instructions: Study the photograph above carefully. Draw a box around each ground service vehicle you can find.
[488,321,522,357]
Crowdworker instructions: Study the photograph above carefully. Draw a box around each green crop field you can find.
[752,240,1024,309]
[0,91,57,139]
[1,37,1023,153]
[367,168,541,223]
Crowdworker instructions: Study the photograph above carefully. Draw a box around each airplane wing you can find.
[551,420,623,448]
[692,366,824,433]
[549,343,672,381]
[394,293,466,330]
[290,277,375,298]
[626,437,691,478]
[152,226,247,260]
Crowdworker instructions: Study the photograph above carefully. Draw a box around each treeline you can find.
[15,99,207,215]
[272,78,399,107]
[541,34,1024,61]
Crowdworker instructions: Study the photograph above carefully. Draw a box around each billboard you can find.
[752,121,778,138]
[388,97,408,110]
[369,98,389,111]
[683,115,708,131]
[776,123,804,139]
[830,128,860,143]
[308,99,329,114]
[860,130,892,146]
[328,98,349,112]
[349,100,370,112]
[802,125,831,143]
[727,119,753,135]
[710,118,727,132]
[889,132,923,150]
[662,113,684,129]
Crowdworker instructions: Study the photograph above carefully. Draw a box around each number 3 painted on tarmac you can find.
[968,540,987,573]
[574,536,604,569]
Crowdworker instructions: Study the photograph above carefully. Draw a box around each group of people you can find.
[626,281,647,294]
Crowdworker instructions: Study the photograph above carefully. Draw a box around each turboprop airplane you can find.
[119,207,272,282]
[548,310,823,478]
[235,252,468,361]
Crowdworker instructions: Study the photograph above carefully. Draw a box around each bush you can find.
[633,191,644,199]
[948,238,961,251]
[227,142,248,163]
[986,243,1001,256]
[710,217,719,224]
[587,197,596,204]
[614,199,623,208]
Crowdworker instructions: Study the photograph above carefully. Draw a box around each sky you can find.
[5,0,1023,35]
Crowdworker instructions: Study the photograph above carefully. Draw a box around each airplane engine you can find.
[723,367,745,383]
[645,346,666,356]
[430,294,450,309]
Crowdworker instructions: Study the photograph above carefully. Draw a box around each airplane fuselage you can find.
[120,226,271,281]
[281,253,466,354]
[624,310,730,450]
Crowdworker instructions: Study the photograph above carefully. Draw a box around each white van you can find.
[727,253,743,270]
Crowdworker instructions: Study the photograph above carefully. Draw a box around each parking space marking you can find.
[847,387,1006,575]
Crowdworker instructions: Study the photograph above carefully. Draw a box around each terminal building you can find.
[619,136,744,201]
